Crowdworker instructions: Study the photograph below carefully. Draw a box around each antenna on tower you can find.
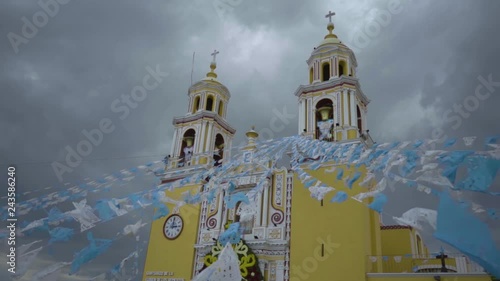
[190,51,195,86]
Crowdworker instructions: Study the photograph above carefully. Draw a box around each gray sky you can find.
[1,0,499,280]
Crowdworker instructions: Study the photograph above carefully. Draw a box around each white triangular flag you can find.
[192,243,242,281]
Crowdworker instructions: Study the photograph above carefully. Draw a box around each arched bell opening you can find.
[217,100,224,117]
[205,95,214,111]
[339,60,347,77]
[321,62,330,82]
[315,98,334,141]
[179,129,195,166]
[213,134,225,167]
[309,67,314,84]
[192,96,200,113]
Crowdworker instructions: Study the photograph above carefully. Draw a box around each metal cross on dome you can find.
[211,49,219,63]
[325,11,335,23]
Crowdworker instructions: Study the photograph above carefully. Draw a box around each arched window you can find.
[193,96,200,113]
[339,61,347,77]
[357,105,362,132]
[315,98,334,142]
[218,100,224,116]
[179,129,196,166]
[213,134,225,166]
[206,96,214,111]
[322,63,330,82]
[309,67,314,84]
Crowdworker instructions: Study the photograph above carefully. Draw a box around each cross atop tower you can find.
[211,49,220,63]
[325,11,335,23]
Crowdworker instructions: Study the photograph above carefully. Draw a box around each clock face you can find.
[163,214,183,240]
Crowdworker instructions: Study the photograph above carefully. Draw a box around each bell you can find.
[183,136,194,147]
[317,106,332,121]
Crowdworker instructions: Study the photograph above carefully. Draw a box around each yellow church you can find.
[142,12,492,281]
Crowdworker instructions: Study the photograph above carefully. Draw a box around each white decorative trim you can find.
[275,174,283,206]
[267,227,284,240]
[343,89,349,126]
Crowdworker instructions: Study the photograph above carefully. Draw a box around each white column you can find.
[334,57,337,77]
[343,90,349,126]
[304,99,308,132]
[225,136,232,159]
[315,61,319,80]
[307,98,313,132]
[216,191,224,230]
[175,129,183,157]
[170,128,178,156]
[330,58,335,78]
[262,182,269,226]
[312,104,317,138]
[206,122,214,152]
[312,61,315,81]
[258,261,266,277]
[256,192,262,226]
[336,91,340,122]
[298,99,303,134]
[197,121,206,153]
[200,93,206,111]
[275,261,285,281]
[362,107,367,132]
[350,90,356,129]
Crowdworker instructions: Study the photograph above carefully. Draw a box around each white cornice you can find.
[173,111,236,134]
[293,76,370,105]
[307,44,358,67]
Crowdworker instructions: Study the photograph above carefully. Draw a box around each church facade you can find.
[142,13,491,281]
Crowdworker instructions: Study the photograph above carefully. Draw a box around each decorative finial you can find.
[325,11,335,23]
[324,10,338,39]
[245,126,259,150]
[211,49,220,63]
[206,50,219,79]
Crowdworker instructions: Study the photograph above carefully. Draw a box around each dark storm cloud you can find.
[0,0,499,279]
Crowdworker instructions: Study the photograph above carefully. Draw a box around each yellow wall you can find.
[381,229,414,256]
[289,164,381,281]
[348,129,358,139]
[142,183,201,281]
[336,131,343,141]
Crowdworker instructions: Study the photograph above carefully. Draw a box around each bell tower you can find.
[295,11,372,144]
[167,50,236,169]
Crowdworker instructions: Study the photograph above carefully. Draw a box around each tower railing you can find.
[164,151,224,171]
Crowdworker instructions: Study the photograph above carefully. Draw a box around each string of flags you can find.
[2,134,499,279]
